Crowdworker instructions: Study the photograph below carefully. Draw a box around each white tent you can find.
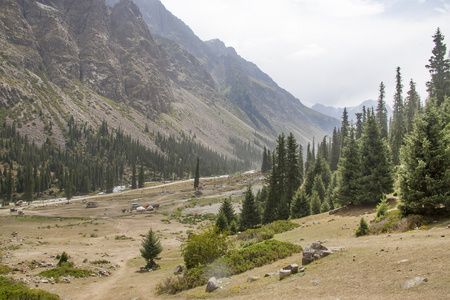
[136,206,146,212]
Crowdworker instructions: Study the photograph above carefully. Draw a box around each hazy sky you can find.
[160,0,450,108]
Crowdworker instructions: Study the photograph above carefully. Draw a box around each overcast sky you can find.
[160,0,450,108]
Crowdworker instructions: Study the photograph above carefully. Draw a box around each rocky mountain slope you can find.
[0,0,337,166]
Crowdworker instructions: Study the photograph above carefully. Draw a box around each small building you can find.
[86,202,98,208]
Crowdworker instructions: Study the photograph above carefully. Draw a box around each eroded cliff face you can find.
[1,0,172,119]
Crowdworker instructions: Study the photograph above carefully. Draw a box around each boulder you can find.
[302,242,333,265]
[283,264,299,274]
[402,277,428,289]
[205,277,219,293]
[247,276,260,282]
[279,269,292,280]
[173,264,186,275]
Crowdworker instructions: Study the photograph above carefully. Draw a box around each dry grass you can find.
[0,177,448,300]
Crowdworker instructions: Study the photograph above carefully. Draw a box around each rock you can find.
[264,272,277,277]
[402,277,428,289]
[173,264,186,275]
[40,279,49,283]
[279,269,292,280]
[398,259,409,264]
[247,276,260,282]
[302,242,333,265]
[205,277,219,293]
[313,280,319,286]
[283,264,299,274]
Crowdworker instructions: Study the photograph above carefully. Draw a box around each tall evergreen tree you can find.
[23,164,33,204]
[390,67,405,165]
[263,154,278,224]
[399,103,449,216]
[358,112,394,204]
[426,28,450,106]
[341,108,350,144]
[405,79,421,134]
[140,228,163,269]
[355,113,363,139]
[261,147,270,173]
[304,156,331,197]
[240,185,260,230]
[376,81,389,140]
[194,157,200,189]
[285,133,301,210]
[335,128,360,206]
[290,187,310,219]
[138,165,145,188]
[329,127,341,172]
[310,191,321,215]
[312,174,326,203]
[218,197,235,225]
[131,162,137,189]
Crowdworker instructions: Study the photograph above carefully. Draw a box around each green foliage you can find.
[376,196,389,220]
[218,197,235,226]
[157,240,302,295]
[140,228,163,269]
[320,200,330,213]
[390,66,405,165]
[0,276,59,300]
[356,218,369,237]
[181,226,229,269]
[38,266,91,280]
[399,103,450,217]
[240,185,260,230]
[0,265,13,275]
[90,259,110,265]
[310,191,321,215]
[57,252,70,267]
[290,187,310,219]
[215,212,229,232]
[193,157,200,189]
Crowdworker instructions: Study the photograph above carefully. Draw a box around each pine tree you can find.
[23,164,33,203]
[356,218,369,237]
[194,157,200,189]
[329,127,341,172]
[240,185,260,230]
[131,163,137,189]
[376,82,389,140]
[215,212,229,232]
[312,174,326,203]
[358,112,394,204]
[426,28,450,106]
[285,133,301,210]
[290,187,310,219]
[355,113,363,139]
[140,228,163,269]
[320,199,330,213]
[261,147,270,173]
[218,197,235,225]
[399,103,449,216]
[389,67,405,165]
[263,153,278,224]
[138,165,145,188]
[405,79,421,134]
[335,128,360,206]
[341,108,350,146]
[304,156,331,197]
[310,191,321,215]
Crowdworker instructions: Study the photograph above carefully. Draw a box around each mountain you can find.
[107,0,339,144]
[0,0,337,173]
[312,100,393,123]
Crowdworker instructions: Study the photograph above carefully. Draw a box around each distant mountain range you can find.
[312,100,393,123]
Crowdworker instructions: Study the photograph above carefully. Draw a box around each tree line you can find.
[244,27,450,228]
[0,118,251,205]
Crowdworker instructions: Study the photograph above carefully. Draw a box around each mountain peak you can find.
[205,39,238,57]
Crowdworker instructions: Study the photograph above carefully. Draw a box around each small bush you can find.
[375,196,389,220]
[38,266,91,281]
[0,276,59,299]
[356,218,369,237]
[157,239,302,295]
[90,260,110,265]
[57,252,69,267]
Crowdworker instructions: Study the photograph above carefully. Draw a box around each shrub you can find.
[0,265,13,275]
[90,260,110,265]
[375,195,389,220]
[38,266,91,281]
[356,218,369,237]
[157,239,302,295]
[57,252,69,267]
[0,276,59,299]
[181,226,229,269]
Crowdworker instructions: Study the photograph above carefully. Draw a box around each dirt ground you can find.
[1,174,449,300]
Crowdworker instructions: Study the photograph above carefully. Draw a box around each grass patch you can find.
[237,220,300,247]
[38,266,91,282]
[0,276,59,299]
[370,210,432,234]
[0,265,13,275]
[156,239,302,295]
